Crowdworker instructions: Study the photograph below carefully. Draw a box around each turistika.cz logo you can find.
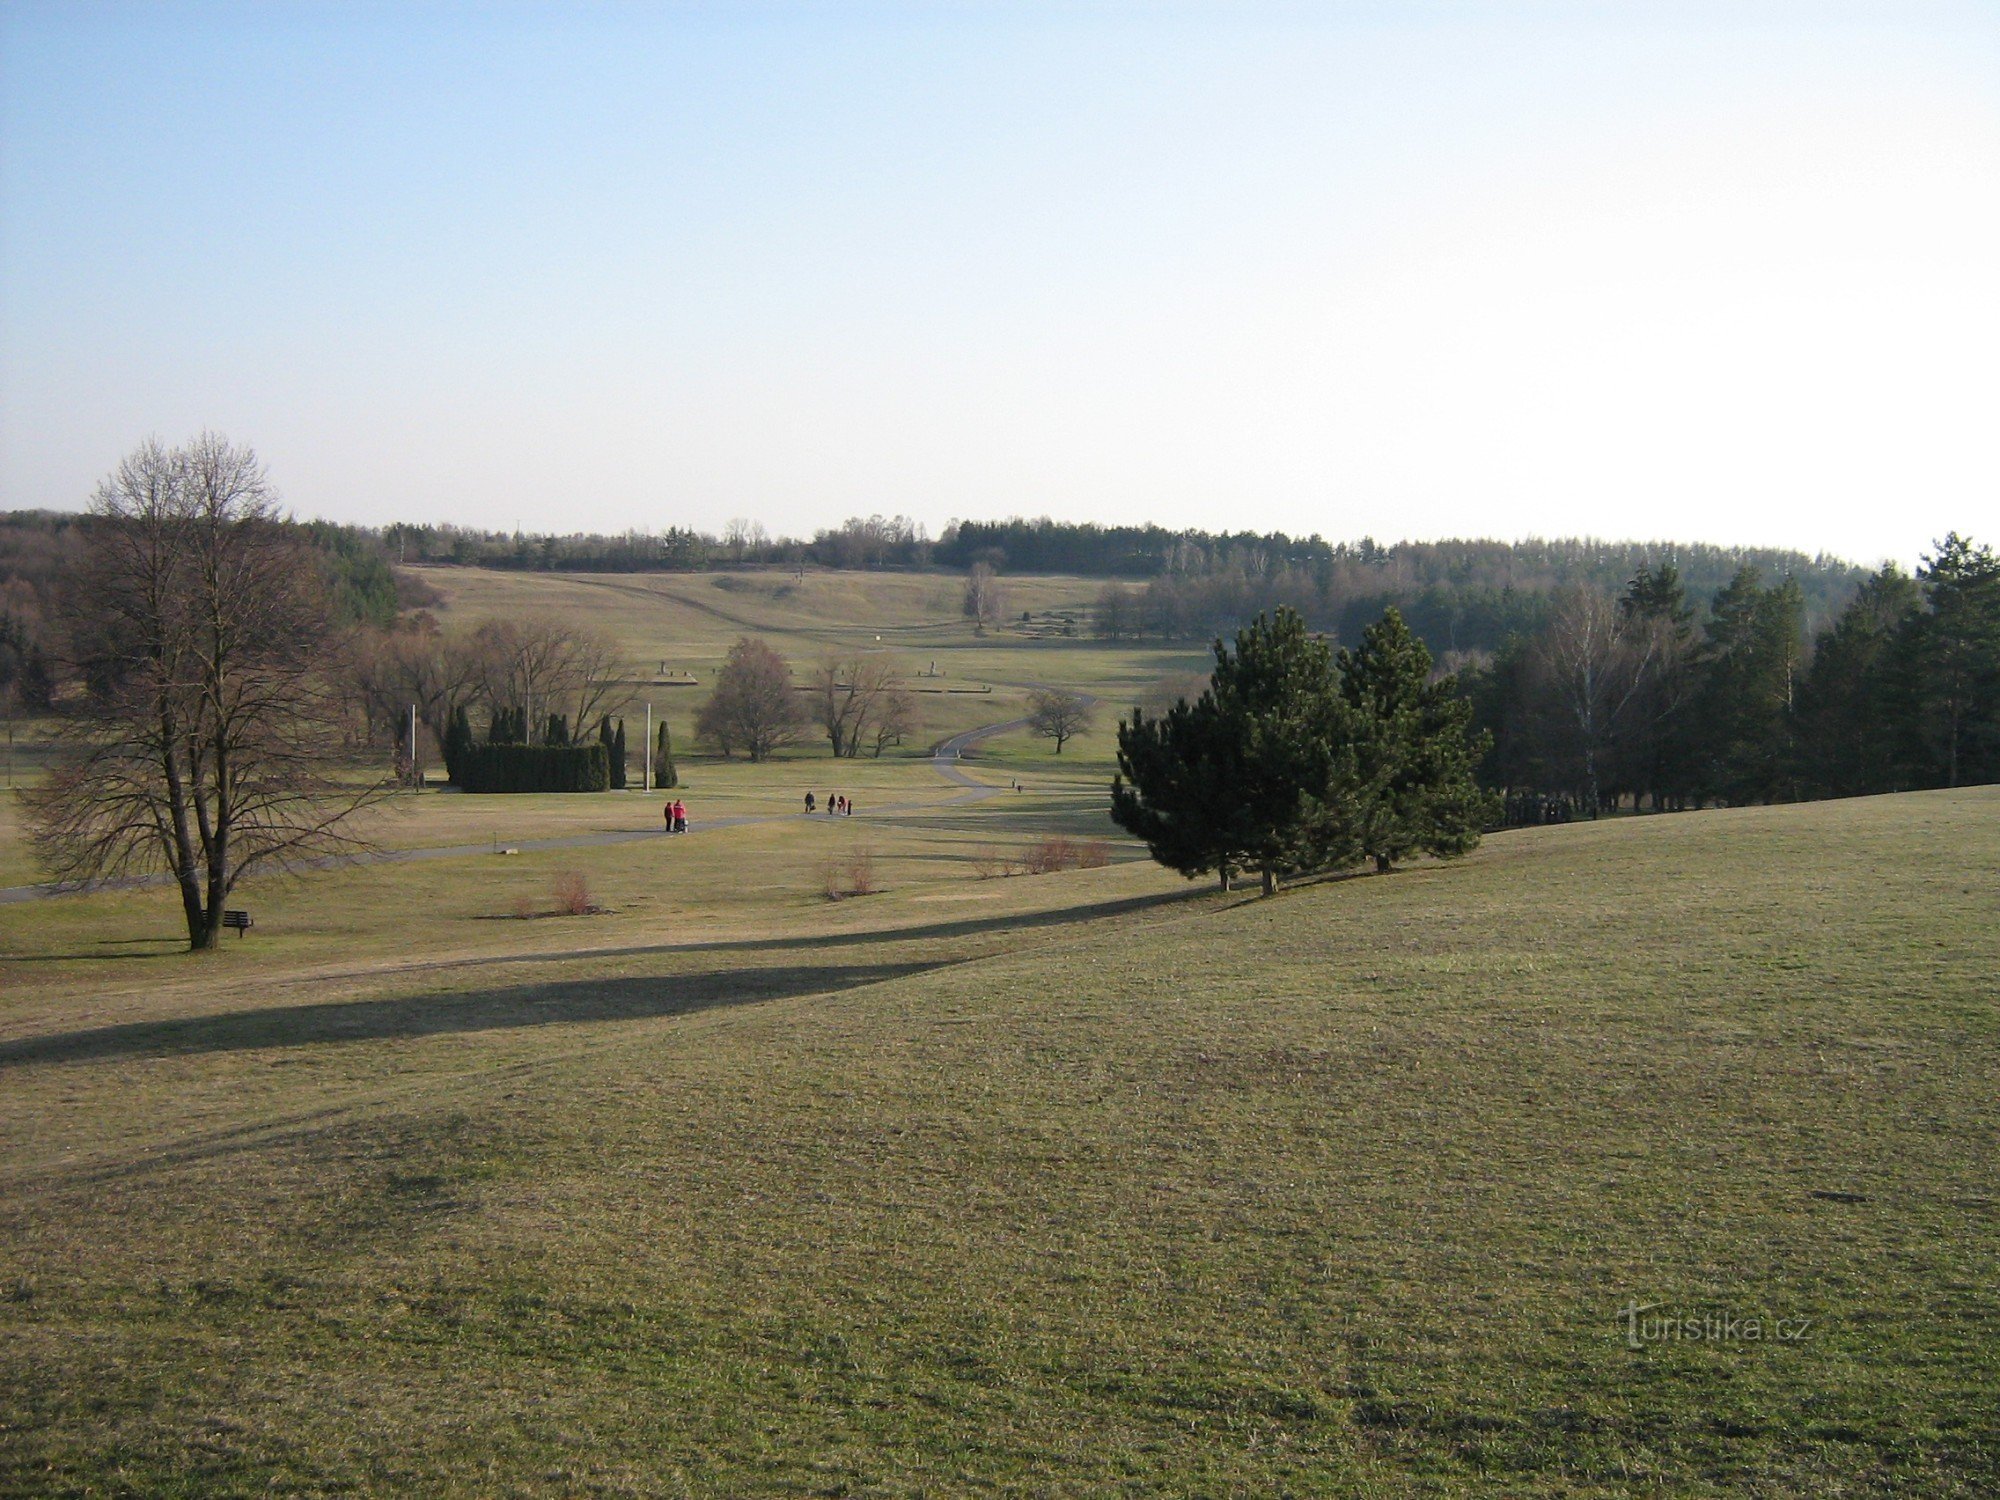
[1619,1301,1812,1349]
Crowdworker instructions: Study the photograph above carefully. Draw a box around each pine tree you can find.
[1688,569,1802,803]
[1899,533,2000,788]
[1796,565,1921,797]
[611,719,628,790]
[1619,562,1697,808]
[1115,608,1349,895]
[1336,608,1494,873]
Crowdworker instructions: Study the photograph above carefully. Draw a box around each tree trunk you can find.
[1261,863,1276,896]
[1218,865,1232,892]
[1373,853,1392,874]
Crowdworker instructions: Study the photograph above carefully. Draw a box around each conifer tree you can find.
[1336,608,1494,873]
[654,719,679,789]
[611,719,628,789]
[443,704,475,785]
[1116,608,1351,895]
[1796,565,1921,797]
[1898,533,2000,788]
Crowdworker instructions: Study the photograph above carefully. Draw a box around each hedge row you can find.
[455,742,610,793]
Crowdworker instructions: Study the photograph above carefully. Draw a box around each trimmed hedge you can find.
[455,742,610,793]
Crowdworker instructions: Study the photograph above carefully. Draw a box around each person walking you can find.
[804,792,816,814]
[672,798,687,833]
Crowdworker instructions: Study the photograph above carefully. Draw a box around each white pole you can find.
[409,703,418,784]
[644,703,652,794]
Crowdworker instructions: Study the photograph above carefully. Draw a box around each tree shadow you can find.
[0,958,948,1069]
[492,887,1207,965]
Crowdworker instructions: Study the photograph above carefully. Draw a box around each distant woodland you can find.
[5,507,1992,807]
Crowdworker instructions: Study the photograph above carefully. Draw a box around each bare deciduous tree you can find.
[811,653,907,758]
[696,636,806,760]
[472,615,626,742]
[866,682,917,758]
[1531,586,1657,814]
[27,435,389,950]
[1027,686,1093,754]
[345,616,484,767]
[963,562,1005,635]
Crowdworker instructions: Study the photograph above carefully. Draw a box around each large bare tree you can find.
[696,636,806,761]
[1026,686,1093,754]
[28,435,388,950]
[811,653,909,758]
[471,615,626,742]
[345,616,485,767]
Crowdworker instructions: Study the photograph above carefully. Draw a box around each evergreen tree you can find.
[1618,562,1697,808]
[1687,569,1802,803]
[1336,608,1494,872]
[654,719,679,789]
[1114,609,1348,894]
[489,705,524,745]
[611,719,628,790]
[1898,533,2000,788]
[1112,694,1247,890]
[443,704,475,785]
[1796,565,1921,797]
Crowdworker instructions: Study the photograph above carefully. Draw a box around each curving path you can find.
[0,702,1061,906]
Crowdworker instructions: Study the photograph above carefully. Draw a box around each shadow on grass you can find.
[482,887,1211,967]
[0,959,947,1068]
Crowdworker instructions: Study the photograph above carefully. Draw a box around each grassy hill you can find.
[416,565,1205,759]
[2,787,1994,1495]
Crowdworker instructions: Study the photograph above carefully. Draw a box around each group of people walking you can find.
[805,792,855,817]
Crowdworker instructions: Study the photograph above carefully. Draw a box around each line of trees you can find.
[696,639,923,762]
[1462,534,2000,809]
[346,613,629,782]
[1113,608,1493,895]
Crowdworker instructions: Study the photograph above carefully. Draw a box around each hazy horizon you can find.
[4,3,1995,570]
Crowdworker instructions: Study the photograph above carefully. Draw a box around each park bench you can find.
[222,909,253,938]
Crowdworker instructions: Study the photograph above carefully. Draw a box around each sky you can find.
[2,2,1996,566]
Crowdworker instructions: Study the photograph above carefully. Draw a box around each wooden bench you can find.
[222,909,253,938]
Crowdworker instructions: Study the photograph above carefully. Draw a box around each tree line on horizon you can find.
[1458,536,2000,809]
[5,506,1876,705]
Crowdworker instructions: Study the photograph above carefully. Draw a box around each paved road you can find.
[0,709,1040,906]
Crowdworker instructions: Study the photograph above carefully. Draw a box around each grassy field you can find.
[413,566,1207,761]
[2,777,1995,1495]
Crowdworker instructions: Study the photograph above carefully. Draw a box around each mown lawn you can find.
[1,788,1995,1495]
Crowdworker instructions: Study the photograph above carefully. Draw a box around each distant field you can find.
[417,566,1206,756]
[3,787,1994,1495]
[0,566,1196,896]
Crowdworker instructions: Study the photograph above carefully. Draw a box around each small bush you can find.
[1010,837,1114,876]
[1021,837,1077,875]
[552,871,593,916]
[821,847,878,900]
[971,846,1019,879]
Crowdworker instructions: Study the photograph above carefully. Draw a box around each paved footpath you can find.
[0,711,1039,906]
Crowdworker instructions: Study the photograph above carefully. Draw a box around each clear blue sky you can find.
[3,2,1995,564]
